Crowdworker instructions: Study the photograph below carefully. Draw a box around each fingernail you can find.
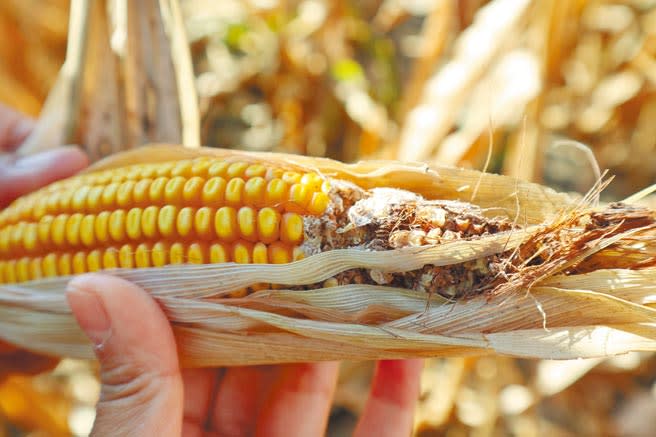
[14,147,80,170]
[66,284,112,347]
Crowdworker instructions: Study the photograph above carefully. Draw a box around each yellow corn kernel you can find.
[202,177,227,205]
[191,159,211,177]
[139,164,157,179]
[183,177,204,203]
[95,211,111,244]
[142,206,160,238]
[44,192,60,215]
[135,243,151,268]
[152,242,169,267]
[281,213,304,245]
[0,226,10,254]
[43,254,57,277]
[208,161,229,177]
[210,243,230,263]
[177,207,195,237]
[187,243,207,264]
[225,178,245,206]
[158,205,178,238]
[287,183,310,213]
[9,222,24,251]
[126,208,143,240]
[101,182,120,209]
[170,242,185,264]
[16,258,30,282]
[19,199,35,222]
[233,241,253,264]
[109,210,127,242]
[5,260,17,283]
[244,177,266,206]
[0,261,4,282]
[110,169,127,182]
[125,167,141,181]
[237,207,257,242]
[31,258,44,280]
[65,213,84,246]
[72,252,87,274]
[171,160,193,177]
[307,192,330,215]
[323,277,339,288]
[87,250,102,272]
[215,207,238,242]
[165,176,186,203]
[119,244,134,268]
[264,178,288,208]
[269,242,291,264]
[22,222,38,252]
[155,162,175,177]
[3,205,18,225]
[149,177,168,203]
[227,162,249,178]
[86,186,104,212]
[51,214,68,247]
[282,171,301,184]
[32,197,48,220]
[245,164,267,179]
[71,186,91,211]
[257,207,280,244]
[58,190,73,212]
[300,173,323,191]
[94,170,112,184]
[117,180,136,208]
[133,178,152,205]
[194,207,215,239]
[80,215,96,247]
[103,248,120,269]
[0,227,10,253]
[265,167,284,180]
[253,242,268,263]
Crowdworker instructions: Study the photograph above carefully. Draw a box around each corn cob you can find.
[0,155,526,297]
[6,152,656,301]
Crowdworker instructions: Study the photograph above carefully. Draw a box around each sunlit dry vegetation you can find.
[2,1,656,435]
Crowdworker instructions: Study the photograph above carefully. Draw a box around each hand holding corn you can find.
[0,105,88,379]
[67,273,423,436]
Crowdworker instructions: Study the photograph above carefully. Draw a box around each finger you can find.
[211,366,276,436]
[0,105,34,151]
[255,362,340,437]
[181,368,220,437]
[66,273,183,437]
[0,146,88,207]
[354,360,424,437]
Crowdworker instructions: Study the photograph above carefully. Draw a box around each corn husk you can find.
[2,144,656,367]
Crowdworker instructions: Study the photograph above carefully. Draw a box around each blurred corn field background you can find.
[2,0,656,435]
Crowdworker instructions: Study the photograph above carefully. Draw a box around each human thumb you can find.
[66,274,183,436]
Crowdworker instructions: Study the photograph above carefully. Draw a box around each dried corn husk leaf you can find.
[2,145,656,367]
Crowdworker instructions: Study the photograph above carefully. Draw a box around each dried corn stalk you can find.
[1,145,656,366]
